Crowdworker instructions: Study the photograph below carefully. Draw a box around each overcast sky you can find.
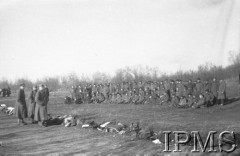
[0,0,239,81]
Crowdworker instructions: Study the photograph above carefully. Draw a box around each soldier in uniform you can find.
[103,83,110,102]
[144,92,151,104]
[91,93,98,104]
[186,94,194,107]
[122,93,129,104]
[211,78,219,105]
[35,84,47,127]
[164,79,170,97]
[137,93,145,104]
[159,81,165,93]
[170,94,180,107]
[218,79,226,105]
[28,85,37,123]
[131,93,138,104]
[92,84,97,97]
[204,90,214,107]
[176,80,184,98]
[110,93,117,104]
[44,85,49,113]
[125,91,133,104]
[203,80,211,93]
[186,79,194,95]
[195,78,204,96]
[15,83,28,125]
[83,86,88,103]
[96,92,105,103]
[159,92,169,105]
[71,86,77,102]
[182,86,188,97]
[192,95,198,106]
[192,94,206,108]
[116,93,123,104]
[179,96,188,108]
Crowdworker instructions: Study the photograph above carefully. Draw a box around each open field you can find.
[0,93,240,155]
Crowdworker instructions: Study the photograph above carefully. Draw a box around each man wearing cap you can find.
[195,78,204,96]
[218,79,226,105]
[211,78,219,105]
[35,84,48,127]
[186,79,194,95]
[15,83,27,125]
[44,85,49,112]
[28,85,37,123]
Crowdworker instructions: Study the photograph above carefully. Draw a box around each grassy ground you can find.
[0,83,240,155]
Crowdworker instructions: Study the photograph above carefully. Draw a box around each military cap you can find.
[19,83,25,87]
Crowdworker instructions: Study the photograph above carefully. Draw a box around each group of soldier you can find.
[0,86,11,97]
[69,77,227,108]
[15,84,49,126]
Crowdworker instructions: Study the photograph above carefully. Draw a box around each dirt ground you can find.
[0,94,240,156]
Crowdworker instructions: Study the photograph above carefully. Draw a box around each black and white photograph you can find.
[0,0,240,155]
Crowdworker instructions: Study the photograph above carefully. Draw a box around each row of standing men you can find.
[69,78,227,108]
[15,84,49,126]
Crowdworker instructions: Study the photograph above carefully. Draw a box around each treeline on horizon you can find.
[1,52,240,92]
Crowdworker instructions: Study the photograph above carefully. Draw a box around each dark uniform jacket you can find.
[34,90,47,121]
[15,89,27,119]
[28,90,37,118]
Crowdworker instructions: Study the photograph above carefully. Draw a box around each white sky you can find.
[0,0,239,81]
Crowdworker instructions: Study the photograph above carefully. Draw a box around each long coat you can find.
[211,81,219,97]
[44,87,49,113]
[196,82,204,95]
[15,89,27,119]
[218,80,226,100]
[28,90,37,118]
[34,90,47,121]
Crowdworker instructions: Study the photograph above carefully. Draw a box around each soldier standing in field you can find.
[169,80,176,99]
[164,79,170,97]
[186,79,194,95]
[177,80,184,98]
[35,84,48,127]
[103,83,110,102]
[195,78,204,96]
[211,78,219,105]
[71,86,76,101]
[218,79,226,105]
[44,85,49,113]
[92,84,97,97]
[28,85,37,123]
[15,83,28,125]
